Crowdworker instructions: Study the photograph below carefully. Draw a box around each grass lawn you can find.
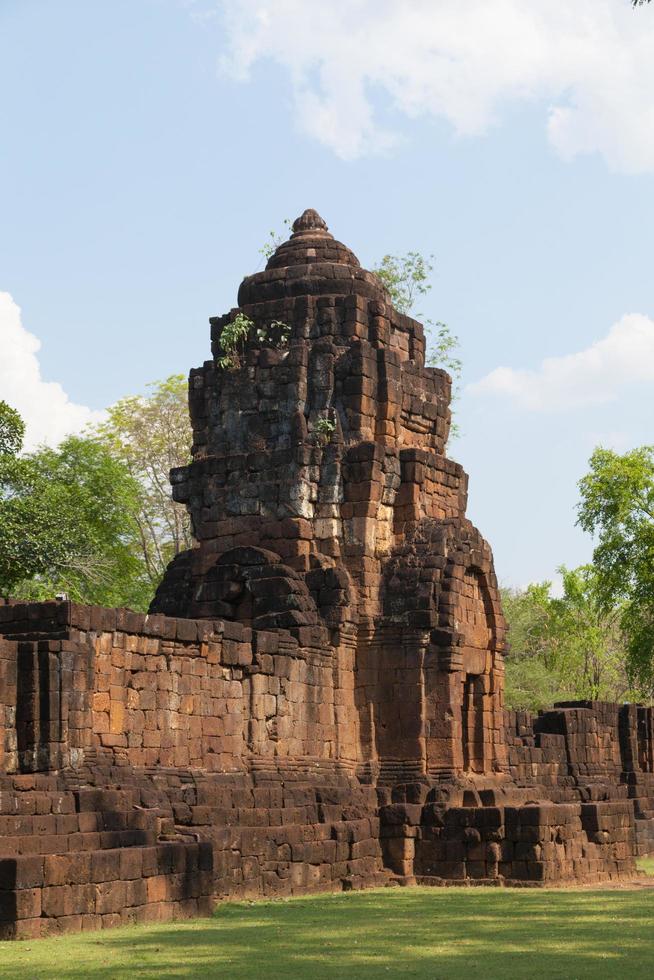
[638,856,654,876]
[1,882,654,980]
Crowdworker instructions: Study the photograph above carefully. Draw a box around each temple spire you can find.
[292,209,329,234]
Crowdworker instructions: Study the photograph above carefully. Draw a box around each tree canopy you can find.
[92,374,193,591]
[503,566,631,711]
[0,382,193,610]
[373,252,434,315]
[0,423,148,606]
[0,400,25,456]
[577,445,654,689]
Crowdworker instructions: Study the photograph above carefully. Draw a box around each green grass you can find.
[637,855,654,876]
[2,886,654,979]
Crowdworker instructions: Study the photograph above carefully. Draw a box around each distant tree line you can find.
[504,446,654,708]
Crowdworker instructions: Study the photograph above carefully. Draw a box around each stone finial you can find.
[292,209,329,234]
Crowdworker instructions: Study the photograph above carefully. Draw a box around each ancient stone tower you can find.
[0,210,649,939]
[152,208,507,784]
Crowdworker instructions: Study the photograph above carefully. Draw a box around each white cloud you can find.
[210,0,654,172]
[0,292,104,451]
[468,313,654,412]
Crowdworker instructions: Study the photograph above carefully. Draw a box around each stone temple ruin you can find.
[1,209,654,938]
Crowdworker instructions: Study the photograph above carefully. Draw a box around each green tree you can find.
[373,252,434,314]
[502,582,564,711]
[502,582,553,661]
[502,568,632,710]
[577,445,654,688]
[0,427,148,607]
[0,401,25,456]
[504,655,565,713]
[549,565,630,702]
[372,252,462,435]
[93,374,193,591]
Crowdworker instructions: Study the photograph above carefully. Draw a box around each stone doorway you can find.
[462,674,485,774]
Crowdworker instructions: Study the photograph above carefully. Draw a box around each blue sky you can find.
[1,0,653,590]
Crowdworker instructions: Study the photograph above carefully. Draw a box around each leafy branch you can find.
[259,218,292,262]
[372,251,462,438]
[217,313,253,370]
[314,412,337,445]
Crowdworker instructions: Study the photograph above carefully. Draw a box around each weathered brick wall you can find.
[0,638,17,773]
[405,800,634,884]
[0,601,360,775]
[380,786,636,886]
[90,624,348,770]
[90,625,248,771]
[378,520,507,780]
[0,729,386,938]
[505,709,568,789]
[181,773,385,901]
[504,701,654,856]
[374,698,654,886]
[2,620,654,937]
[505,703,641,789]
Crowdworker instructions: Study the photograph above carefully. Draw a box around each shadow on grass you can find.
[2,888,654,980]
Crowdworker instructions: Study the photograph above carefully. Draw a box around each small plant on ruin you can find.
[217,313,254,370]
[255,320,291,348]
[259,218,291,262]
[372,251,462,439]
[373,252,434,314]
[218,315,292,370]
[315,413,337,445]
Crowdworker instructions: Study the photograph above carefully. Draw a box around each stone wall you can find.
[506,701,654,856]
[0,638,17,774]
[382,797,634,886]
[0,601,356,775]
[0,771,214,940]
[1,601,653,936]
[0,601,388,938]
[377,699,654,887]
